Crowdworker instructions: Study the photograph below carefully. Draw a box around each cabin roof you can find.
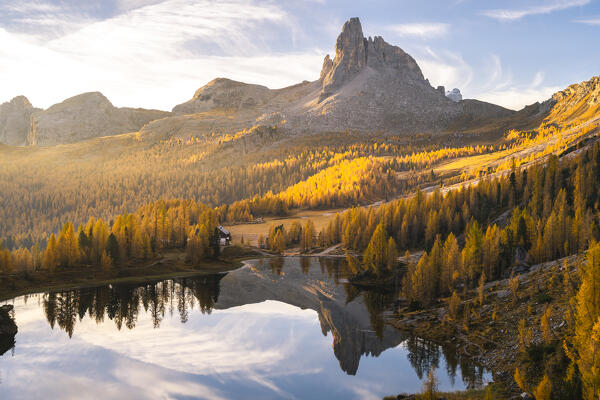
[217,225,230,236]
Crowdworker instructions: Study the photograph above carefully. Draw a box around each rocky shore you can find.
[0,304,18,355]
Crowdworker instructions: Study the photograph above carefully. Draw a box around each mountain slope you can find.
[140,18,515,140]
[27,92,171,146]
[543,75,600,126]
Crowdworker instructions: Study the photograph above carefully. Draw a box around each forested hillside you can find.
[0,199,219,274]
[0,127,495,249]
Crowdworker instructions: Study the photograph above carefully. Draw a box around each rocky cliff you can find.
[0,96,40,146]
[27,92,171,146]
[543,75,600,126]
[319,17,425,102]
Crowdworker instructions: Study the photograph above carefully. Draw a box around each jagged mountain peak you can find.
[319,17,424,102]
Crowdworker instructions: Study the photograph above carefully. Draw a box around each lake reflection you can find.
[0,257,490,399]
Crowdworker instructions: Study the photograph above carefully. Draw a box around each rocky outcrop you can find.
[0,304,17,356]
[542,75,600,125]
[172,78,273,115]
[0,96,40,146]
[319,17,423,102]
[27,92,171,146]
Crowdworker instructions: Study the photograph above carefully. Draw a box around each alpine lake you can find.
[0,257,491,399]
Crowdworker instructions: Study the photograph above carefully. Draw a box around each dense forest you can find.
[310,140,600,399]
[319,141,600,302]
[0,199,220,273]
[1,116,594,253]
[0,127,496,249]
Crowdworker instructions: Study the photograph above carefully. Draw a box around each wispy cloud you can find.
[0,0,324,110]
[575,18,600,25]
[482,0,590,21]
[473,55,558,110]
[412,47,473,90]
[387,23,449,38]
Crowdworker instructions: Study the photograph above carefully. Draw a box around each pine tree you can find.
[570,241,600,399]
[100,251,113,270]
[462,220,483,285]
[448,291,460,320]
[43,234,59,272]
[533,375,552,400]
[57,222,79,267]
[514,367,528,394]
[441,233,460,295]
[105,233,120,264]
[387,237,398,270]
[363,222,388,274]
[301,220,315,252]
[541,305,553,344]
[274,230,286,254]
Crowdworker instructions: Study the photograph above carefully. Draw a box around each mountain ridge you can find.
[1,18,600,146]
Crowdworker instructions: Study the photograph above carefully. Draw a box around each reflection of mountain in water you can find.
[215,257,405,375]
[32,257,486,385]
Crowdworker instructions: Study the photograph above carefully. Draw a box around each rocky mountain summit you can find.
[0,96,40,146]
[27,92,170,146]
[140,17,514,139]
[173,78,273,115]
[318,17,426,101]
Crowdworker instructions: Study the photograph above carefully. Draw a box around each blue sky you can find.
[0,0,599,111]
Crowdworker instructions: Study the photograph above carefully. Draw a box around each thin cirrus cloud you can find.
[411,47,474,91]
[575,18,600,24]
[472,56,559,110]
[387,22,449,38]
[482,0,590,21]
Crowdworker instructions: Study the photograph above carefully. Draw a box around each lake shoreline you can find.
[386,256,576,399]
[0,246,264,303]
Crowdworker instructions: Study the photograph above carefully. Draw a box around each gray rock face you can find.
[0,96,40,146]
[172,78,273,115]
[319,17,424,102]
[156,17,513,139]
[27,92,171,146]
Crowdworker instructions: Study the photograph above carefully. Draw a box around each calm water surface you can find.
[0,257,490,399]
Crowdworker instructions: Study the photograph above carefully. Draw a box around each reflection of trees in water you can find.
[406,336,441,380]
[362,291,394,340]
[41,274,225,336]
[405,336,486,389]
[269,257,284,276]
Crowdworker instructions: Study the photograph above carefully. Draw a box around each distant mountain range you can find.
[1,17,599,146]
